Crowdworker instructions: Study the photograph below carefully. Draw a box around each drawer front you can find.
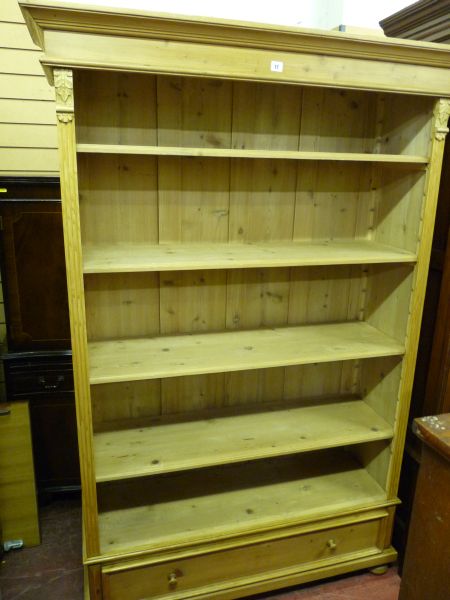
[103,518,383,600]
[6,366,74,397]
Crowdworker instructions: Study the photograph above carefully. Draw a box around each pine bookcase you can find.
[21,2,450,598]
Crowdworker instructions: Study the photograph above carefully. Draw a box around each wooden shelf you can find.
[98,451,387,554]
[76,143,428,164]
[83,240,417,274]
[89,321,404,385]
[94,398,394,482]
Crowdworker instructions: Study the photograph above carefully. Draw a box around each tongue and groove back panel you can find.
[75,71,421,430]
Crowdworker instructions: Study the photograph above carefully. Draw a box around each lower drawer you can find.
[102,517,384,600]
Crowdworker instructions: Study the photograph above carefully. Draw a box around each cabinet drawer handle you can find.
[38,375,64,391]
[168,569,183,588]
[0,404,11,416]
[327,538,337,550]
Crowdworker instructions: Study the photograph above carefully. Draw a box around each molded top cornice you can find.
[20,0,450,68]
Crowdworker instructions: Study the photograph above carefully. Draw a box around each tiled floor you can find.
[0,498,83,600]
[0,498,400,600]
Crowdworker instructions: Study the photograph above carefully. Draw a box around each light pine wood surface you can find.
[97,451,387,555]
[0,401,40,547]
[94,398,394,481]
[19,2,450,597]
[55,67,99,557]
[82,241,416,274]
[102,518,382,599]
[76,143,429,163]
[88,322,405,384]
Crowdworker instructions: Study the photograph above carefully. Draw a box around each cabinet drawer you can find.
[103,518,383,600]
[6,367,73,397]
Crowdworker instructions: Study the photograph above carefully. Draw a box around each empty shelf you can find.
[77,143,428,164]
[98,451,388,554]
[89,321,404,384]
[94,398,394,482]
[83,240,417,274]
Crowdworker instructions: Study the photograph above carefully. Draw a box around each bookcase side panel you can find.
[378,94,434,157]
[55,67,99,557]
[372,167,427,253]
[385,98,450,498]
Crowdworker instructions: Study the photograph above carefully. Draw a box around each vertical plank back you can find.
[231,81,302,150]
[157,76,232,148]
[299,88,376,153]
[78,154,158,245]
[293,163,373,242]
[75,71,157,145]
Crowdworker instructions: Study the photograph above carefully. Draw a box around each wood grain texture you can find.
[18,0,450,68]
[40,29,450,97]
[293,162,374,243]
[94,398,393,482]
[75,71,157,145]
[103,519,381,600]
[85,272,160,341]
[299,88,375,154]
[231,81,302,151]
[82,241,417,273]
[78,155,158,246]
[0,401,39,546]
[158,157,230,244]
[55,67,99,557]
[89,322,405,385]
[157,76,232,148]
[380,0,450,43]
[398,440,450,600]
[76,143,429,163]
[423,217,450,415]
[19,5,449,592]
[101,548,397,600]
[97,451,387,555]
[414,413,450,461]
[91,380,161,428]
[386,98,450,498]
[0,200,70,350]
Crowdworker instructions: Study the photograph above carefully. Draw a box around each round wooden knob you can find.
[327,538,337,550]
[168,570,182,587]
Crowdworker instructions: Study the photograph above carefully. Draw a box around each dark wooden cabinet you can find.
[3,351,79,492]
[0,178,70,350]
[0,177,79,493]
[399,414,450,600]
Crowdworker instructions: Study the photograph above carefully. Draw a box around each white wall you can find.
[65,0,415,31]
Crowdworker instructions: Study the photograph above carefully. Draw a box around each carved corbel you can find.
[434,98,450,142]
[54,68,74,124]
